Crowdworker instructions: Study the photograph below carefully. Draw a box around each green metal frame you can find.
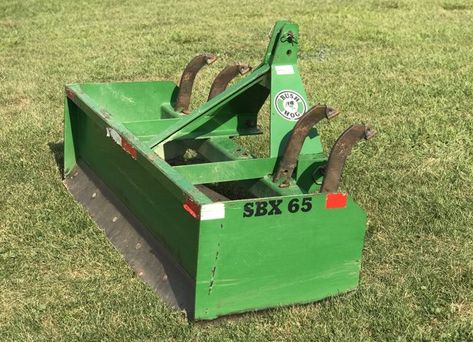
[64,20,367,320]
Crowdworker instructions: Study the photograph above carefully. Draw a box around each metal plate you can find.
[64,163,194,316]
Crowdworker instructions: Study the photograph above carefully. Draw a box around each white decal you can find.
[106,127,122,145]
[275,65,294,75]
[274,90,307,121]
[200,203,225,221]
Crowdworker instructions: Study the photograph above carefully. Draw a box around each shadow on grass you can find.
[48,141,64,179]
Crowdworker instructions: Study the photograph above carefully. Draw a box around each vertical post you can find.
[267,21,323,158]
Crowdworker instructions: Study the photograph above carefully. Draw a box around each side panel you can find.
[194,193,366,319]
[67,101,201,277]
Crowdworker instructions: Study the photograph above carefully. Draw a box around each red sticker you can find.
[106,127,138,160]
[183,198,200,219]
[326,193,347,209]
[121,138,137,159]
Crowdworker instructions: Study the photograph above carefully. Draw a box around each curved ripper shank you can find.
[207,64,252,100]
[174,54,217,113]
[273,105,339,184]
[320,124,376,193]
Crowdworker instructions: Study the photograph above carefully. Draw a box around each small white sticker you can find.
[275,65,294,75]
[273,90,307,121]
[200,203,225,221]
[106,127,122,145]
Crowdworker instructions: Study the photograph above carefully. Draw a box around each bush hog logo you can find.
[274,90,307,121]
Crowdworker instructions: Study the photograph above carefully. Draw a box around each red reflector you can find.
[121,139,137,159]
[326,192,347,209]
[183,199,200,219]
[66,89,76,100]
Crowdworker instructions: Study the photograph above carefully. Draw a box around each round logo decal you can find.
[274,90,307,121]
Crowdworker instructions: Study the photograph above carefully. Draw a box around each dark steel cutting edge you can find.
[273,104,339,184]
[174,54,217,113]
[319,124,376,193]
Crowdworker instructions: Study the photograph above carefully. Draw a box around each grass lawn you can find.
[1,0,472,340]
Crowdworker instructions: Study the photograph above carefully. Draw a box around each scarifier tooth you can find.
[207,63,252,100]
[273,104,338,184]
[320,124,377,193]
[238,64,252,75]
[325,106,339,120]
[174,54,217,113]
[204,54,218,65]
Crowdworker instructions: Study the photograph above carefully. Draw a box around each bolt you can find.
[279,182,289,188]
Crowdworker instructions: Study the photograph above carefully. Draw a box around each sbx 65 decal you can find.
[243,197,312,218]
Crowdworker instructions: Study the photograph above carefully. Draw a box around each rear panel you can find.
[194,193,366,319]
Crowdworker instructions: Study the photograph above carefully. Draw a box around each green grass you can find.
[1,0,472,340]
